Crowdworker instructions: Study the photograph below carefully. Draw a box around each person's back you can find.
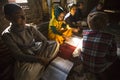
[82,12,117,73]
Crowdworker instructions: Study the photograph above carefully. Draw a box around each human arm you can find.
[1,33,49,65]
[65,17,77,28]
[31,26,47,42]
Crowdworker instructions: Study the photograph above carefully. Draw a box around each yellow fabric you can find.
[48,18,72,44]
[51,7,55,19]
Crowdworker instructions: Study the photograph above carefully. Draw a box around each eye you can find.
[15,15,25,19]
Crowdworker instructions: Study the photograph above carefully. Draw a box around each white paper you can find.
[41,57,73,80]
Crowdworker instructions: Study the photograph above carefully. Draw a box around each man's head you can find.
[87,12,108,30]
[3,3,26,27]
[77,2,84,10]
[96,2,104,11]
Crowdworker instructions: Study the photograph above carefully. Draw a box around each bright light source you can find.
[65,36,83,57]
[72,37,81,47]
[66,36,83,48]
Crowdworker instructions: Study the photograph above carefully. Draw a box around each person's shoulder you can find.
[64,13,71,20]
[1,26,12,40]
[25,24,36,30]
[2,26,11,35]
[49,18,58,26]
[50,18,57,23]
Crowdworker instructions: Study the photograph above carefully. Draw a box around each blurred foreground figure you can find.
[2,3,59,80]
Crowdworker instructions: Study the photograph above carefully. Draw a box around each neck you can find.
[12,23,25,28]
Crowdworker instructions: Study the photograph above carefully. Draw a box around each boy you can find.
[65,4,79,33]
[82,12,117,74]
[65,4,83,36]
[2,3,59,80]
[75,2,84,21]
[90,2,104,13]
[49,6,72,44]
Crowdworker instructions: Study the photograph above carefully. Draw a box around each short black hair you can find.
[87,12,108,30]
[97,2,104,7]
[68,3,77,11]
[77,2,84,6]
[3,3,22,16]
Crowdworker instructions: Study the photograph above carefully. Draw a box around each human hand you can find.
[39,57,51,66]
[62,35,70,41]
[72,28,79,33]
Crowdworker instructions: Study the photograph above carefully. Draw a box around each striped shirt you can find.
[81,30,117,73]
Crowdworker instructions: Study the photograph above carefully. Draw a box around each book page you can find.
[51,57,73,74]
[41,57,73,80]
[42,65,67,80]
[65,36,83,57]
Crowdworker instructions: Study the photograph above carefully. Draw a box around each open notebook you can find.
[41,57,74,80]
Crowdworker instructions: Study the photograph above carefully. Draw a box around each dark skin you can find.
[5,9,26,27]
[5,9,50,66]
[96,4,103,11]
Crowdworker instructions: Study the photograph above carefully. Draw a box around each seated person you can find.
[82,12,117,75]
[67,12,118,80]
[48,6,72,44]
[1,3,59,80]
[75,2,84,21]
[64,3,82,34]
[90,2,104,13]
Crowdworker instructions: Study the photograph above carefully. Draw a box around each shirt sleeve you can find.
[31,26,47,42]
[1,33,42,63]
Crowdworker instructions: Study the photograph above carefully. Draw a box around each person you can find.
[50,3,59,19]
[90,2,104,13]
[64,4,81,34]
[1,3,59,80]
[75,2,84,21]
[81,12,117,79]
[67,12,118,80]
[48,6,72,44]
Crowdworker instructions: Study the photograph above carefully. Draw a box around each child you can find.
[2,3,59,80]
[65,4,82,34]
[67,12,118,80]
[75,2,84,21]
[48,6,72,44]
[90,2,104,13]
[82,12,117,74]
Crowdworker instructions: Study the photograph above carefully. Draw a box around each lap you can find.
[14,62,45,80]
